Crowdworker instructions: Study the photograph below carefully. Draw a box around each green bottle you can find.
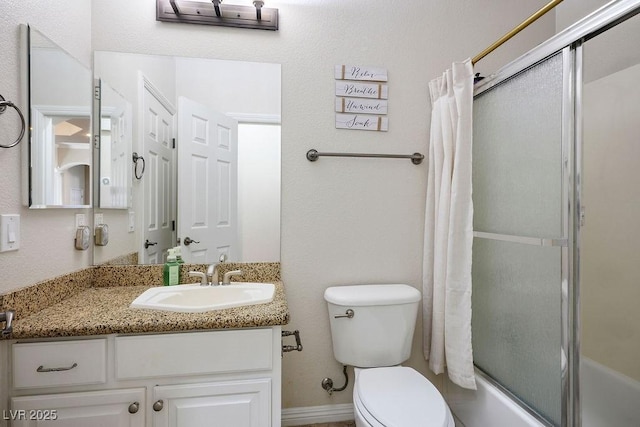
[163,249,180,286]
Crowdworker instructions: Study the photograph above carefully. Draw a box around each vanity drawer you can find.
[115,328,273,380]
[12,339,107,389]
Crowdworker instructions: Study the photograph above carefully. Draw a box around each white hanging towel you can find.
[423,59,476,390]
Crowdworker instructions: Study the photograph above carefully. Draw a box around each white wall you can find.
[238,124,281,262]
[0,0,556,410]
[0,0,92,293]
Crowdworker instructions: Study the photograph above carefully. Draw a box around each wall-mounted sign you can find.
[335,97,388,115]
[334,65,388,82]
[335,114,389,132]
[335,81,388,99]
[335,65,388,131]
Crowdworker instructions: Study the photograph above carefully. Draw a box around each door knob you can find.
[128,402,139,414]
[153,400,164,412]
[144,239,158,249]
[183,237,200,246]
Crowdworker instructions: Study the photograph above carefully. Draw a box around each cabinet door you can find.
[153,379,271,427]
[10,388,145,427]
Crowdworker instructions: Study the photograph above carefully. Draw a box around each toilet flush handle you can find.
[334,309,354,319]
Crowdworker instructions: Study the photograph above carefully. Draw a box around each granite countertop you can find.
[4,262,289,340]
[11,282,289,339]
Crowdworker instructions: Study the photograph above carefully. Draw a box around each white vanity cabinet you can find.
[7,327,282,427]
[10,388,146,427]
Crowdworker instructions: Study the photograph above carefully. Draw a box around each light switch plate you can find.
[0,214,20,252]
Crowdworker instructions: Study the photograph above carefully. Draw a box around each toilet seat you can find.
[354,367,454,427]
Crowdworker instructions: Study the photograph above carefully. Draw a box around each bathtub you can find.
[443,361,640,427]
[443,369,547,427]
[581,357,640,427]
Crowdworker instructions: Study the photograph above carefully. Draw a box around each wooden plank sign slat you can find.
[335,81,388,99]
[334,65,388,82]
[335,114,388,132]
[335,97,388,115]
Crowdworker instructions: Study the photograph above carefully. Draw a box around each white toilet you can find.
[324,284,455,427]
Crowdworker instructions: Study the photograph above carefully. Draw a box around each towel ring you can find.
[132,152,146,180]
[0,95,26,149]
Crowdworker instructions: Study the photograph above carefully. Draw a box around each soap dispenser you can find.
[163,249,180,286]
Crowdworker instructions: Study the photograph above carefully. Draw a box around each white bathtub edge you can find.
[443,369,547,427]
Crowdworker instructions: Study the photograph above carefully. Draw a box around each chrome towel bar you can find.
[306,149,424,165]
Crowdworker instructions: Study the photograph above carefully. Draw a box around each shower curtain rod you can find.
[472,0,564,65]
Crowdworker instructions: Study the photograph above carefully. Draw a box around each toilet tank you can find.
[324,284,421,368]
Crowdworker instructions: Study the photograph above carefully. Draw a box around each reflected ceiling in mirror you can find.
[93,52,281,266]
[25,25,93,208]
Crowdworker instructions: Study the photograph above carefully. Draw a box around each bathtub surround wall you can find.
[582,62,640,383]
[0,0,556,413]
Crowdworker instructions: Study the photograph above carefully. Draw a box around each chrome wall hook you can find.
[0,94,26,149]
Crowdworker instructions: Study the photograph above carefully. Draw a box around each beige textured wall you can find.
[582,62,640,382]
[1,0,555,410]
[0,0,92,293]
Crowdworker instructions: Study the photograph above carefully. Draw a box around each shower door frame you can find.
[472,1,640,426]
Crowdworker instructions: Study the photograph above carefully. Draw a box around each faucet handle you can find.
[222,270,243,285]
[188,271,208,286]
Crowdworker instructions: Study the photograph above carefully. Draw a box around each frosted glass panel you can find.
[473,53,563,237]
[472,238,562,425]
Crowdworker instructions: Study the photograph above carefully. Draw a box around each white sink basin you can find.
[130,283,275,313]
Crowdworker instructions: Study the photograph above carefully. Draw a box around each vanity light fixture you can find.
[157,0,278,31]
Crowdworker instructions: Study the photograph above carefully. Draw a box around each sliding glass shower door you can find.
[471,50,570,427]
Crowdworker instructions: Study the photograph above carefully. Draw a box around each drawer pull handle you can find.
[128,402,140,414]
[153,400,164,412]
[36,362,78,373]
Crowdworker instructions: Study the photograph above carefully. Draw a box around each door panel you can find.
[142,86,175,264]
[178,97,238,263]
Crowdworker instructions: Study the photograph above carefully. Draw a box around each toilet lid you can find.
[355,367,452,427]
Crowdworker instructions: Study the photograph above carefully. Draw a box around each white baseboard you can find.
[281,403,354,426]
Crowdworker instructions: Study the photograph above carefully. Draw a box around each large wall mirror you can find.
[93,52,281,266]
[24,25,93,208]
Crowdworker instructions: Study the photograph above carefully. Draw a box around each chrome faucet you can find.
[206,253,229,286]
[206,263,222,286]
[221,270,242,285]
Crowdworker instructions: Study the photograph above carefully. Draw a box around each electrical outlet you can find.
[75,213,86,229]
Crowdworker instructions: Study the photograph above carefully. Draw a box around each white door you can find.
[142,85,176,264]
[153,380,270,427]
[11,388,145,427]
[177,97,239,263]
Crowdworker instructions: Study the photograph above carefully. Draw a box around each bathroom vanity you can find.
[8,328,281,427]
[0,266,289,427]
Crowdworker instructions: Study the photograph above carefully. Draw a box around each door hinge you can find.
[580,206,586,226]
[94,85,101,100]
[172,138,176,149]
[171,220,176,232]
